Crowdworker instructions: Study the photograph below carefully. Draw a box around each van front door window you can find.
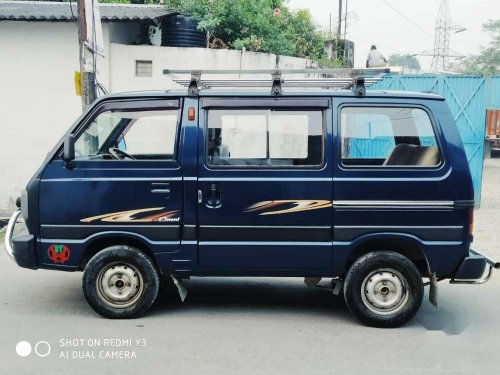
[74,109,178,161]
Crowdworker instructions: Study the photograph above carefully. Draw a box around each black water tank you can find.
[162,15,206,48]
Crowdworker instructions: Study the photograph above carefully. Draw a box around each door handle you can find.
[151,182,170,195]
[206,183,222,209]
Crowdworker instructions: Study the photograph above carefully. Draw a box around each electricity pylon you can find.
[414,0,466,72]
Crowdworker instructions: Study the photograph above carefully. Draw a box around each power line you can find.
[379,0,434,39]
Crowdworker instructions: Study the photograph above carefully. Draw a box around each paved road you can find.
[1,159,499,375]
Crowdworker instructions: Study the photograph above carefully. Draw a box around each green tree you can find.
[454,19,500,74]
[388,54,421,70]
[164,0,325,59]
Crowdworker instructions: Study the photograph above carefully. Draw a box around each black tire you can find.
[82,245,160,319]
[343,251,423,328]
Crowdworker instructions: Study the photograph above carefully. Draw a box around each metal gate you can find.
[369,74,500,203]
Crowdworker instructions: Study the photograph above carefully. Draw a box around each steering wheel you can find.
[109,147,136,160]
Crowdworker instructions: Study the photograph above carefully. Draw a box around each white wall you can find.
[109,44,311,92]
[0,21,81,215]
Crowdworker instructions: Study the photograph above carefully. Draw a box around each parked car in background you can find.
[486,109,500,158]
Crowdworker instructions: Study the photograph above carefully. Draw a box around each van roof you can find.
[103,89,445,101]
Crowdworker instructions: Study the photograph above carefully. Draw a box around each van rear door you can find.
[197,97,333,272]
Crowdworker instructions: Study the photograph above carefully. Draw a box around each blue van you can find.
[5,72,499,327]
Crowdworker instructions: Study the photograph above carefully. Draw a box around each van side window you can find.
[74,109,178,160]
[340,107,441,167]
[206,110,323,167]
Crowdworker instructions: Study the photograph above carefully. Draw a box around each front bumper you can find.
[450,249,500,284]
[4,210,37,269]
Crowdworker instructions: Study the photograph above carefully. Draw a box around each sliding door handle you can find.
[151,182,170,195]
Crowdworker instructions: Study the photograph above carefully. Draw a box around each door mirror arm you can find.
[63,134,75,169]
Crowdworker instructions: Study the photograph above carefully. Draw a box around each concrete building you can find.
[0,1,310,216]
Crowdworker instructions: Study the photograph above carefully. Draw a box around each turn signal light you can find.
[468,207,474,240]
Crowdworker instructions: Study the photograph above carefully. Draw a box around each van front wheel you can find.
[343,251,423,328]
[82,245,160,319]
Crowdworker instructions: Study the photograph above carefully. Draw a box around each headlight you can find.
[21,189,28,222]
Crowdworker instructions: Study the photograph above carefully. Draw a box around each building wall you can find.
[108,44,311,92]
[0,21,81,215]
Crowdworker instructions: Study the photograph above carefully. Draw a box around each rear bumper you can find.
[4,210,37,269]
[451,249,500,284]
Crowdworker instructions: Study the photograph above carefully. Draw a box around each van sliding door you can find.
[197,98,333,272]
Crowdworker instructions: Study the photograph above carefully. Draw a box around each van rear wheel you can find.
[82,245,160,319]
[343,251,423,328]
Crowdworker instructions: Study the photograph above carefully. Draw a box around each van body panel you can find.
[330,98,473,277]
[11,91,475,279]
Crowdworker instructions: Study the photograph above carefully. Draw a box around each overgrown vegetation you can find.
[163,0,327,60]
[453,19,500,74]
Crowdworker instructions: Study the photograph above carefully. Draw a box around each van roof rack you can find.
[162,68,388,97]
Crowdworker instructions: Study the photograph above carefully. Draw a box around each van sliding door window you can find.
[73,109,178,161]
[340,107,441,167]
[206,110,324,168]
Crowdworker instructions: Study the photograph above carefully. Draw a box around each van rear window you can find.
[206,110,324,168]
[340,107,441,167]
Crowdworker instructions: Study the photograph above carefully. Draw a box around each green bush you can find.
[164,0,326,60]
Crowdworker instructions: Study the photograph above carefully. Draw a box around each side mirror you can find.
[63,134,75,168]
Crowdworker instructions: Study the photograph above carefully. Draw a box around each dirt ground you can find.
[0,158,499,375]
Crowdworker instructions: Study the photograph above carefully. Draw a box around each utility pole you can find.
[337,0,343,37]
[77,0,96,110]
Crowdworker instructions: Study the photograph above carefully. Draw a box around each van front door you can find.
[38,99,183,269]
[197,98,333,272]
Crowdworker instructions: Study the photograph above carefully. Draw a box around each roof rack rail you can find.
[163,68,387,96]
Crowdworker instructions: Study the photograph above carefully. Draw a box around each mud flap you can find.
[429,273,438,307]
[170,275,187,302]
[332,279,343,296]
[304,277,322,288]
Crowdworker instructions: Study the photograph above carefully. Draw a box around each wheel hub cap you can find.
[96,263,144,308]
[361,268,409,315]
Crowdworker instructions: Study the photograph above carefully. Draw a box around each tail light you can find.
[468,207,474,240]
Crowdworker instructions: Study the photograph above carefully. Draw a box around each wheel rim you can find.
[360,268,410,315]
[96,262,144,309]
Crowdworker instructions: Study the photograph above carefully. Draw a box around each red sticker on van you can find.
[47,244,70,264]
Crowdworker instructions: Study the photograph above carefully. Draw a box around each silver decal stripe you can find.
[41,224,180,228]
[41,177,182,182]
[332,168,452,182]
[198,177,331,182]
[334,225,463,229]
[183,177,197,181]
[40,231,180,246]
[199,241,332,246]
[332,200,454,207]
[200,225,331,229]
[333,240,463,246]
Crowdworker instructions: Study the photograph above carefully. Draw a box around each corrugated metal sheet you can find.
[486,110,500,139]
[0,1,174,22]
[369,74,500,204]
